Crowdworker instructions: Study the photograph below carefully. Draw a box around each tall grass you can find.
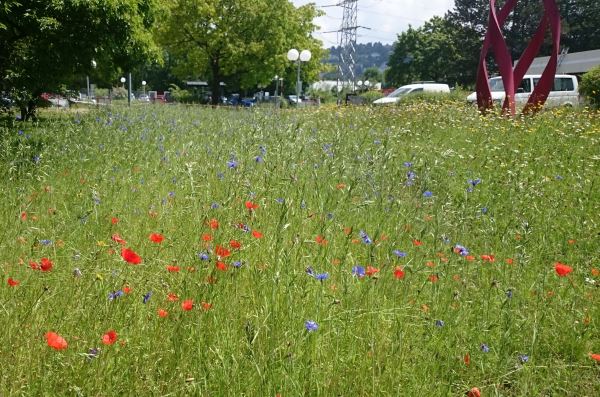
[0,102,598,396]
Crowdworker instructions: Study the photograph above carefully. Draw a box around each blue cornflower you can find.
[18,130,24,136]
[393,250,407,258]
[259,145,267,155]
[423,191,433,198]
[300,200,306,209]
[210,202,219,209]
[406,170,416,180]
[275,198,285,204]
[467,178,482,187]
[227,159,238,169]
[233,261,244,268]
[305,266,315,277]
[254,156,263,163]
[198,252,209,261]
[168,191,175,198]
[480,343,490,353]
[435,320,445,327]
[352,265,366,278]
[506,289,513,299]
[555,175,563,180]
[481,207,488,214]
[315,273,329,281]
[86,347,100,360]
[453,244,469,256]
[359,230,372,244]
[33,155,41,164]
[519,354,529,363]
[374,139,381,145]
[143,291,152,304]
[39,239,53,246]
[108,290,124,301]
[403,162,413,168]
[305,320,319,332]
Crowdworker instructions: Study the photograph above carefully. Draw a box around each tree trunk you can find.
[210,58,221,106]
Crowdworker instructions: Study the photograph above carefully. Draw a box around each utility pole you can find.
[323,1,369,103]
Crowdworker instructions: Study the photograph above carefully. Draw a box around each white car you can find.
[373,83,450,105]
[466,74,580,107]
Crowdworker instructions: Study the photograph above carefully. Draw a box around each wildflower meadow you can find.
[0,101,599,396]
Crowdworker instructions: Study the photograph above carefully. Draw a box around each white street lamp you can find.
[287,48,311,104]
[87,60,97,101]
[120,76,126,88]
[142,80,147,96]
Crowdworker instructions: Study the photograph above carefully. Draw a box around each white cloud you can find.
[292,0,455,46]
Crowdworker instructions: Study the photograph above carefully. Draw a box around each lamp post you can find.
[120,76,126,89]
[287,48,311,104]
[87,60,97,101]
[142,80,147,96]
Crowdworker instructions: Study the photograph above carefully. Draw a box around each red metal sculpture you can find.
[476,0,561,115]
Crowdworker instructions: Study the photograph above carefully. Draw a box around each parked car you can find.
[373,82,450,105]
[138,94,150,102]
[466,74,580,107]
[288,95,302,104]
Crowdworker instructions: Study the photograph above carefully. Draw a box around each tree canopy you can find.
[159,0,324,104]
[0,0,161,120]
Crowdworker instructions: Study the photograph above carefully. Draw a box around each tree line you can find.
[385,0,600,88]
[0,0,323,120]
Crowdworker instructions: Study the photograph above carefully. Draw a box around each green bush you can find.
[579,66,600,108]
[359,90,384,103]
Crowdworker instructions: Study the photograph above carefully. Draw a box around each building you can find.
[526,49,600,75]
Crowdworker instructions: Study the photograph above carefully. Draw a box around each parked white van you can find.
[466,74,580,107]
[373,82,450,105]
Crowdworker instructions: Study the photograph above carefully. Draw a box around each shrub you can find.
[579,66,600,108]
[359,90,384,103]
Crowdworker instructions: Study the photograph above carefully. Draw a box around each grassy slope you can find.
[0,103,598,396]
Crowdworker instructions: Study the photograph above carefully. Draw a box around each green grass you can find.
[0,102,599,396]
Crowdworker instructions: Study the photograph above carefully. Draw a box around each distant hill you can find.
[321,42,393,80]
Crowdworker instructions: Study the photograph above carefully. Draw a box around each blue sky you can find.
[292,0,455,46]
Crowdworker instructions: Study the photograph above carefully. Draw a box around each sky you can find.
[292,0,455,47]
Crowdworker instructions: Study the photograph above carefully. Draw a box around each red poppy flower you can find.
[393,267,405,280]
[208,218,219,230]
[216,261,228,271]
[428,274,439,283]
[425,261,436,268]
[554,262,573,277]
[111,233,126,245]
[201,301,212,311]
[102,330,117,345]
[466,387,480,397]
[245,201,259,210]
[167,292,179,302]
[315,235,328,246]
[366,266,380,277]
[166,265,180,273]
[45,332,68,350]
[182,299,193,311]
[21,211,27,221]
[412,239,423,246]
[29,261,39,270]
[111,217,119,225]
[215,245,230,258]
[7,277,19,286]
[149,233,164,243]
[505,258,514,265]
[464,352,471,366]
[252,230,263,239]
[40,258,53,272]
[590,353,600,362]
[481,254,495,263]
[229,240,241,249]
[121,248,142,264]
[465,255,475,262]
[157,309,168,318]
[123,286,132,294]
[201,233,213,242]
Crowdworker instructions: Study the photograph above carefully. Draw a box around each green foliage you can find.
[0,0,161,120]
[579,66,600,108]
[0,104,598,395]
[359,90,384,103]
[386,17,479,88]
[362,67,383,83]
[160,0,324,105]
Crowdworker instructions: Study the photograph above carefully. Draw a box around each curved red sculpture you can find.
[476,0,561,115]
